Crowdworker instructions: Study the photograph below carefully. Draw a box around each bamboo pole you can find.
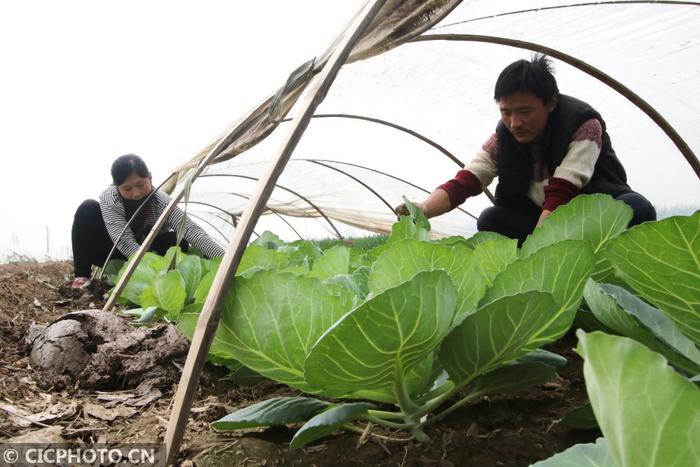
[163,0,388,464]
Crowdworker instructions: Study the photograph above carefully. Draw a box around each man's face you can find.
[498,92,557,144]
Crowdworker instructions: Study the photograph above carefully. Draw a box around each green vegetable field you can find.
[105,194,700,466]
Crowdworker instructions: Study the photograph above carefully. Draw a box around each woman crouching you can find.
[70,154,225,288]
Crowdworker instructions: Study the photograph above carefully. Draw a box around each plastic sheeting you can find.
[172,0,700,241]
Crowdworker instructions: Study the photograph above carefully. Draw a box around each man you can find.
[398,55,656,243]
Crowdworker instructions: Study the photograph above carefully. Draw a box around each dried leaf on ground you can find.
[4,426,65,444]
[0,401,78,428]
[96,380,164,408]
[83,402,137,421]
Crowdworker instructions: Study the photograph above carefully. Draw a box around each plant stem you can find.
[367,409,405,420]
[394,363,419,415]
[412,384,460,419]
[364,415,411,430]
[412,374,479,420]
[393,362,430,441]
[342,424,413,442]
[416,390,483,430]
[414,380,454,404]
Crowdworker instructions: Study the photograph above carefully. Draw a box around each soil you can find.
[30,309,189,391]
[0,261,599,466]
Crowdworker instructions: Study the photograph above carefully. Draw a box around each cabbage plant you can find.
[534,209,700,466]
[116,195,700,449]
[603,211,700,346]
[191,197,645,447]
[113,233,323,323]
[532,331,700,467]
[580,210,700,376]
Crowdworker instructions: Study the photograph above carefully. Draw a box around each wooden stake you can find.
[163,1,388,464]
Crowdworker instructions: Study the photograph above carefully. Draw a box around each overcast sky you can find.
[1,1,698,261]
[0,0,366,259]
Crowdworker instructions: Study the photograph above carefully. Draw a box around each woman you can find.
[70,154,225,288]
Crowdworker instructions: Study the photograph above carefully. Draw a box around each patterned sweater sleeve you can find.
[543,118,603,211]
[156,192,226,258]
[437,133,498,208]
[98,185,142,258]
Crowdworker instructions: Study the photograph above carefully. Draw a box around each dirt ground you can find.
[0,261,598,466]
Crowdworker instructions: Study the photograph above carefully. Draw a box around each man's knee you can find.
[616,192,657,227]
[477,204,540,245]
[476,206,503,233]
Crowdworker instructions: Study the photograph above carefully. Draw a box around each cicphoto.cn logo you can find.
[0,443,164,466]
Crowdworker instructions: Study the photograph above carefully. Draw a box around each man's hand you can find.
[536,209,552,227]
[395,189,453,220]
[395,202,420,219]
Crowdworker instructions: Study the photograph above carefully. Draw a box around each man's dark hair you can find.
[111,154,150,185]
[494,55,559,103]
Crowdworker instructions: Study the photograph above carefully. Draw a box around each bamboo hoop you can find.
[434,1,700,31]
[411,33,700,179]
[199,173,344,238]
[298,113,496,203]
[302,159,478,220]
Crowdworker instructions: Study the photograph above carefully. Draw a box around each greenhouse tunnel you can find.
[159,0,700,244]
[97,1,700,462]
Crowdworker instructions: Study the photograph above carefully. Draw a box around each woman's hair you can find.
[111,154,150,185]
[494,54,559,103]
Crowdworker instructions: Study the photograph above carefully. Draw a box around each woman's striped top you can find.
[99,185,225,259]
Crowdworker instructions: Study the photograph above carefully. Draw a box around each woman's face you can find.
[117,173,153,200]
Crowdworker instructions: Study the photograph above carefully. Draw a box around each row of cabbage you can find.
[112,194,699,466]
